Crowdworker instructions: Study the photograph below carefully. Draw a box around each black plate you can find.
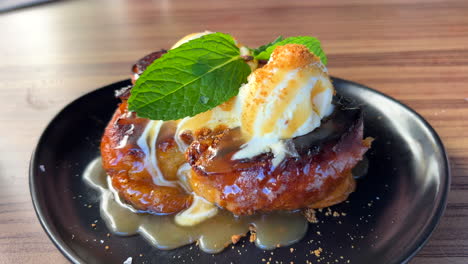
[30,78,450,264]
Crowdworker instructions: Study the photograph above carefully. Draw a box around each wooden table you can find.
[0,0,466,263]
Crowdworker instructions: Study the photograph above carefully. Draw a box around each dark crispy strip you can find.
[131,49,167,83]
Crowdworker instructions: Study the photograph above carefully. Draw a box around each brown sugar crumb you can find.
[106,233,111,237]
[303,208,318,223]
[249,225,257,242]
[267,44,321,71]
[104,245,110,250]
[290,248,294,253]
[231,234,243,244]
[194,127,212,138]
[312,247,323,257]
[332,211,340,217]
[179,130,194,145]
[91,223,96,228]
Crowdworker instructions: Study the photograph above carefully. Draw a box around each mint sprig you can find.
[253,36,327,65]
[128,33,328,121]
[252,36,284,57]
[128,33,251,121]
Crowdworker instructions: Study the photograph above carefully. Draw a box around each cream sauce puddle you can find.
[84,157,309,253]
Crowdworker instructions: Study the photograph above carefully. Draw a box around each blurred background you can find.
[0,0,467,263]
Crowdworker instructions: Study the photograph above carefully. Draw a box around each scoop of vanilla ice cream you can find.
[233,44,335,166]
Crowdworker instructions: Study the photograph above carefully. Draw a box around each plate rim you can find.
[332,76,451,263]
[29,78,451,264]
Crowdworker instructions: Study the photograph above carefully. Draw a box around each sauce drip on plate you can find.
[84,158,308,253]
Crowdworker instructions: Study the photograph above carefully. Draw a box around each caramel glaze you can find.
[101,50,371,216]
[100,100,191,214]
[186,107,372,215]
[101,93,371,216]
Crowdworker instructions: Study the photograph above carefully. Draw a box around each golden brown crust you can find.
[186,111,370,215]
[156,121,187,181]
[101,102,370,216]
[101,47,371,216]
[100,101,191,214]
[306,172,355,208]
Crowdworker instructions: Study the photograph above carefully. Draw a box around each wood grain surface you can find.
[0,0,467,263]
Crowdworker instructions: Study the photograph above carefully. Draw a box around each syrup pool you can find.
[84,158,309,254]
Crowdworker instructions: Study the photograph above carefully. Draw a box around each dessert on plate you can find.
[92,32,372,252]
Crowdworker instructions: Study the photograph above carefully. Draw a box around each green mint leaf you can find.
[252,36,284,57]
[254,36,327,65]
[128,33,251,121]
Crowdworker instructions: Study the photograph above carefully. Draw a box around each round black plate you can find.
[30,78,450,264]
